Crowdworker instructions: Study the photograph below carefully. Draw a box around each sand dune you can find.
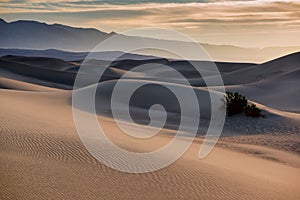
[0,57,77,87]
[0,55,254,88]
[220,52,300,85]
[72,79,221,135]
[223,68,300,112]
[0,77,59,91]
[1,52,300,199]
[2,55,74,71]
[1,87,300,199]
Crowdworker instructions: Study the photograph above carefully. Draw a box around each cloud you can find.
[0,0,300,47]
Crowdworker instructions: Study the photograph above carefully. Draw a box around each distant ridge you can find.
[1,18,300,62]
[0,48,160,61]
[0,18,110,51]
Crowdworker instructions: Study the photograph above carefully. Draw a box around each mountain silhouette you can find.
[1,18,299,62]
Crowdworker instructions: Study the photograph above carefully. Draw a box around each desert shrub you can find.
[225,92,248,116]
[244,103,262,117]
[225,92,262,118]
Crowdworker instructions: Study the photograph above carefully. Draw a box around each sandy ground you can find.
[1,52,300,199]
[1,79,300,199]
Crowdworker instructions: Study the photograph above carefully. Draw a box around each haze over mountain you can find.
[1,18,299,63]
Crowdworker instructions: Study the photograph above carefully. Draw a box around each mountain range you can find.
[1,18,300,63]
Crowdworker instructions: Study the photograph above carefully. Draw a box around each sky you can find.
[1,0,300,48]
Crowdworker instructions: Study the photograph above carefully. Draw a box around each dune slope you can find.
[0,78,300,199]
[1,51,300,199]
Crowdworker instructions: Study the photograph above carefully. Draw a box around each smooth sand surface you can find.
[0,77,59,91]
[1,79,300,199]
[1,53,300,199]
[221,68,300,113]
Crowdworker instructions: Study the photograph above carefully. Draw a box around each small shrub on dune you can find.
[244,103,262,118]
[225,92,262,118]
[225,92,248,116]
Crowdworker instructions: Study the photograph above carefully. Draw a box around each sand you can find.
[1,52,300,199]
[1,87,300,199]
